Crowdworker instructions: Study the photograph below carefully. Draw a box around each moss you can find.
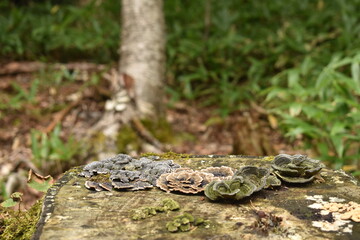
[166,212,210,233]
[116,118,196,153]
[141,118,175,144]
[89,132,109,154]
[131,207,158,221]
[89,173,111,183]
[262,156,275,162]
[140,151,191,160]
[63,166,82,175]
[160,198,180,211]
[0,199,42,240]
[130,198,180,221]
[116,125,142,153]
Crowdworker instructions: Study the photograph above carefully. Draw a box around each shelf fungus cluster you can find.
[204,166,279,201]
[79,154,180,191]
[156,166,234,194]
[272,154,325,183]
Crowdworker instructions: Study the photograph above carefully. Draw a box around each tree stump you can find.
[32,155,360,240]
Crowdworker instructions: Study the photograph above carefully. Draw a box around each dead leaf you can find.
[268,114,278,129]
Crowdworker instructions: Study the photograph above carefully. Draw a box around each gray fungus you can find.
[80,154,181,191]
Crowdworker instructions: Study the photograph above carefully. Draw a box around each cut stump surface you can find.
[33,155,360,240]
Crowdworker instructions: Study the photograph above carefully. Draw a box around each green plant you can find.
[31,124,81,174]
[0,0,120,62]
[0,173,52,240]
[0,78,40,110]
[262,53,360,169]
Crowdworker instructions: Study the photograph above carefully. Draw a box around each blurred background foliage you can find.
[0,0,359,172]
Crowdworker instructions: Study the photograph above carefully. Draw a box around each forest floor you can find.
[0,61,308,209]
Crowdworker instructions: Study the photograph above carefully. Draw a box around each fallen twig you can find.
[43,98,82,133]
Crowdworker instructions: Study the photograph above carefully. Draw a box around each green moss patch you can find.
[166,212,210,233]
[0,200,42,240]
[89,173,111,183]
[140,151,191,160]
[116,125,142,153]
[130,198,180,221]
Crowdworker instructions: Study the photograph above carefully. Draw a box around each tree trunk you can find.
[119,0,166,118]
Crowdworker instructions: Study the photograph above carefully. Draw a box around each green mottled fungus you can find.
[205,176,257,201]
[264,174,282,188]
[272,154,325,183]
[234,166,270,191]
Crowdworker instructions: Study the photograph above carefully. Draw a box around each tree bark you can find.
[119,0,166,118]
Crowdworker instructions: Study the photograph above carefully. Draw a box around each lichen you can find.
[272,154,325,183]
[130,198,180,221]
[306,195,356,234]
[0,199,42,240]
[166,212,210,233]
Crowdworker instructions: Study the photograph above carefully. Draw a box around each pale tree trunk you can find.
[91,0,166,156]
[119,0,166,117]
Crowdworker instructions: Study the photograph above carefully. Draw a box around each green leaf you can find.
[351,62,360,93]
[29,78,39,103]
[1,198,18,208]
[288,69,300,88]
[330,122,346,136]
[28,178,53,193]
[331,135,344,158]
[300,56,313,75]
[289,103,302,117]
[40,133,50,159]
[317,142,329,157]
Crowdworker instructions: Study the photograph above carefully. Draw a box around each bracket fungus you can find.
[204,176,257,201]
[156,166,235,194]
[271,154,325,183]
[234,166,270,191]
[80,154,181,191]
[156,168,214,194]
[264,174,282,189]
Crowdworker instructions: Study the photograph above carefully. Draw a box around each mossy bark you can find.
[33,156,360,240]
